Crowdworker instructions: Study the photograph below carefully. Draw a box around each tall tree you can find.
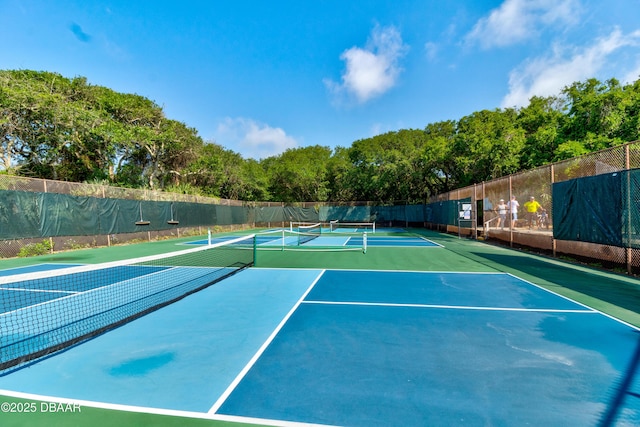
[452,109,525,186]
[618,78,640,143]
[343,130,429,203]
[263,145,332,202]
[559,78,628,155]
[422,120,458,195]
[325,146,355,202]
[3,69,640,203]
[516,96,564,168]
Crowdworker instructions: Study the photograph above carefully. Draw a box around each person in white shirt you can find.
[507,195,519,227]
[496,199,507,229]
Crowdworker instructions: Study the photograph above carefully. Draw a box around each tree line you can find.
[2,70,640,203]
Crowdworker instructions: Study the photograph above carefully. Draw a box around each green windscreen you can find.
[552,170,640,248]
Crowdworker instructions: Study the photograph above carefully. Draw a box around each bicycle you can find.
[537,209,549,229]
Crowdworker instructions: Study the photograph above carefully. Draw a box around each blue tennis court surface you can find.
[1,267,638,426]
[347,235,441,247]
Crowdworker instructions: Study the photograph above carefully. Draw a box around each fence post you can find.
[551,164,556,258]
[482,181,486,238]
[626,144,632,274]
[473,183,478,239]
[508,176,513,247]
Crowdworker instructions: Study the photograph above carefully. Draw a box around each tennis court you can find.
[1,227,640,426]
[189,233,440,249]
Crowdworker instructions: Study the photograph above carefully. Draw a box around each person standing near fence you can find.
[496,199,507,229]
[523,196,543,229]
[508,195,519,227]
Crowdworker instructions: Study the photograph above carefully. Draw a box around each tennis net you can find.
[254,228,367,252]
[289,221,322,231]
[295,222,321,244]
[0,234,255,374]
[256,228,320,247]
[329,220,376,233]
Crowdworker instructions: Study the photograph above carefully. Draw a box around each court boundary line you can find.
[337,234,443,248]
[207,269,327,415]
[250,268,640,330]
[301,300,597,313]
[0,287,78,295]
[294,268,640,331]
[253,268,512,274]
[361,234,444,248]
[180,232,442,249]
[503,272,640,331]
[413,235,444,247]
[0,266,638,424]
[0,263,82,273]
[0,388,336,427]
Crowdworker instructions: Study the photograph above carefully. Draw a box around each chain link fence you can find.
[3,141,640,272]
[426,141,640,273]
[0,176,250,258]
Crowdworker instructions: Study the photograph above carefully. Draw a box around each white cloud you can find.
[325,25,408,104]
[215,117,298,159]
[465,0,581,49]
[501,28,640,108]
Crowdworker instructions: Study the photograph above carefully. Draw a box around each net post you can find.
[363,232,367,254]
[373,222,376,233]
[253,234,257,267]
[208,228,212,246]
[281,229,285,251]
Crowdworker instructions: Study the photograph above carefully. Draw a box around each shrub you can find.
[18,240,53,257]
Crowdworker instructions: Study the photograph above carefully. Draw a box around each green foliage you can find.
[452,109,525,187]
[516,96,564,168]
[264,145,332,202]
[554,140,590,161]
[163,183,204,196]
[340,129,430,203]
[64,239,90,250]
[2,69,640,203]
[18,240,53,257]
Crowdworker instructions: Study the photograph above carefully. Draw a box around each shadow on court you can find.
[599,331,640,427]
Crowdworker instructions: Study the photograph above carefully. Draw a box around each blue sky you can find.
[3,0,640,159]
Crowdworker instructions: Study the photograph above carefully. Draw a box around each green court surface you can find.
[1,228,640,426]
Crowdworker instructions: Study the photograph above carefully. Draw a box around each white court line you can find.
[0,389,335,427]
[415,236,444,247]
[302,300,597,313]
[207,269,327,415]
[504,272,640,331]
[0,287,78,295]
[0,263,78,273]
